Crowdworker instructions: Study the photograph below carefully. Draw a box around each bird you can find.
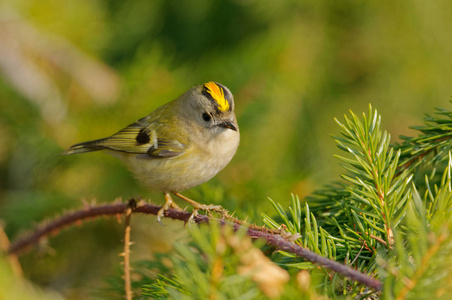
[64,82,240,221]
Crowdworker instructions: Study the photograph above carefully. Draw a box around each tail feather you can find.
[62,138,108,155]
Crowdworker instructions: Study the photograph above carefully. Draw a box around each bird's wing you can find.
[64,119,187,158]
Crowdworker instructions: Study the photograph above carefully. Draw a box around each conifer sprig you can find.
[263,104,452,299]
[397,107,452,173]
[332,105,413,248]
[380,154,452,298]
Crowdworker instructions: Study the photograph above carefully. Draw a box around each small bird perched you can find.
[64,82,240,220]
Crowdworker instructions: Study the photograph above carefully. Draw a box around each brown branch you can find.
[7,201,130,254]
[6,199,383,291]
[246,229,382,291]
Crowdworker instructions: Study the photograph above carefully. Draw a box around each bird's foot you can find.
[186,208,198,224]
[173,192,228,216]
[157,193,182,223]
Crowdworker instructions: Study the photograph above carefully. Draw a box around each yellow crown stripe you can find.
[204,82,229,111]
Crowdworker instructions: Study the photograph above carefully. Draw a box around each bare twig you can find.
[123,199,135,300]
[6,199,383,291]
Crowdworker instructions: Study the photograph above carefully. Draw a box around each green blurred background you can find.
[0,0,451,298]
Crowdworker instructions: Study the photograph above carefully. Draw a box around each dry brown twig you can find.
[122,200,135,300]
[5,198,383,292]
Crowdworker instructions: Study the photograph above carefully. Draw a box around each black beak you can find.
[218,120,238,131]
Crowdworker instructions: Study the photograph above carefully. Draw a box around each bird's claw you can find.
[158,193,183,223]
[186,209,199,224]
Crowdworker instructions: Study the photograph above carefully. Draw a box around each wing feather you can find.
[64,119,186,158]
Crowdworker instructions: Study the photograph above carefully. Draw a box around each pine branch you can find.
[333,105,411,248]
[307,105,452,226]
[6,199,382,291]
[378,154,452,298]
[397,107,452,173]
[395,230,448,300]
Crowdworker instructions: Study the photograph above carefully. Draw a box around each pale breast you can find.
[118,128,240,193]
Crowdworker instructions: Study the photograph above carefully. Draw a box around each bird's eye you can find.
[202,112,211,122]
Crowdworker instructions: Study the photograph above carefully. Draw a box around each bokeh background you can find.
[0,0,451,298]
